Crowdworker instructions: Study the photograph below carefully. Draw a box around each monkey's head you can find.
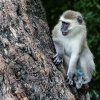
[59,10,86,36]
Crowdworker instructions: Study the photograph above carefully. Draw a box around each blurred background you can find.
[41,0,100,99]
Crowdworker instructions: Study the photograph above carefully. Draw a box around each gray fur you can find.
[52,10,95,100]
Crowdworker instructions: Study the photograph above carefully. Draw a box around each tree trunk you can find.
[0,0,87,100]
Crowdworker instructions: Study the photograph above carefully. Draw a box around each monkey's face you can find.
[60,10,84,36]
[61,21,70,36]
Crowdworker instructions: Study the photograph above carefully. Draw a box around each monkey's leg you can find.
[79,59,90,84]
[79,49,95,84]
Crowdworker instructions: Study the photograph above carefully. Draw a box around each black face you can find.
[61,21,70,36]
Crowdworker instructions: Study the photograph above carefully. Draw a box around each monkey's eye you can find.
[77,16,82,24]
[62,21,70,27]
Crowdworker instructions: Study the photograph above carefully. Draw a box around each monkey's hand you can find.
[52,54,63,65]
[67,71,75,85]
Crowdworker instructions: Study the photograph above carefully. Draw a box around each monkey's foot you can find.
[82,76,90,84]
[74,76,90,89]
[52,54,63,65]
[73,70,90,89]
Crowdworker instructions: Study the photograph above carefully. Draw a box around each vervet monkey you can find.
[52,10,95,89]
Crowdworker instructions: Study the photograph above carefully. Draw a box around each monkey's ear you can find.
[77,16,82,24]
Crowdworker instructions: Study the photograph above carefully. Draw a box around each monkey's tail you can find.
[85,92,90,100]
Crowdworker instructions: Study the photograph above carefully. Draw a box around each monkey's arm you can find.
[67,52,80,85]
[67,35,85,85]
[53,40,64,65]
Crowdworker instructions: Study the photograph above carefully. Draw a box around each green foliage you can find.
[41,0,100,99]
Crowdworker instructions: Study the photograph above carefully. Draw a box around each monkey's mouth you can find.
[62,30,69,36]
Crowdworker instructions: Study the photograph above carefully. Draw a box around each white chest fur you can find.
[57,32,82,57]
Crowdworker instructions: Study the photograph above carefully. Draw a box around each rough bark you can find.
[0,0,87,100]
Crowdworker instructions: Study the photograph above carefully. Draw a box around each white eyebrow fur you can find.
[59,16,72,23]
